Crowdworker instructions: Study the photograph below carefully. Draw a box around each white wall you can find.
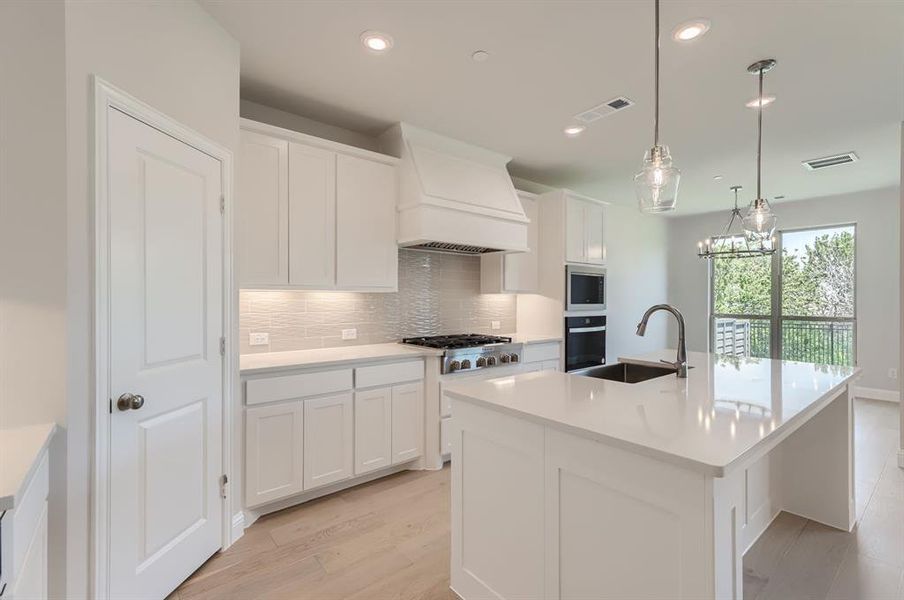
[667,187,900,393]
[604,203,670,359]
[0,2,68,597]
[64,2,240,596]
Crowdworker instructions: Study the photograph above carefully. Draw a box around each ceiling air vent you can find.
[574,96,635,124]
[802,152,859,171]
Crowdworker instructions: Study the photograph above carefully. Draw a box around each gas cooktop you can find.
[401,334,512,350]
[401,334,522,374]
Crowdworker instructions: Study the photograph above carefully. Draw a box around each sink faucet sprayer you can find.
[636,304,688,378]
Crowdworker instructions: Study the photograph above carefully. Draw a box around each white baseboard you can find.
[852,386,900,403]
[231,511,245,544]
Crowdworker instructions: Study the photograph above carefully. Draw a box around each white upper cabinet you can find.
[238,130,289,286]
[238,120,399,291]
[481,191,539,293]
[565,194,606,265]
[336,154,398,291]
[288,142,336,288]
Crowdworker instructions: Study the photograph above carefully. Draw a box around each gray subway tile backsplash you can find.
[240,249,516,355]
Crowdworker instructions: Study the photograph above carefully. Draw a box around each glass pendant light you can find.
[635,0,680,213]
[742,59,778,242]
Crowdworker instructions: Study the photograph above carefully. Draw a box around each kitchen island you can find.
[444,350,860,600]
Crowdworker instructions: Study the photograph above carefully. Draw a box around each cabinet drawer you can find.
[355,360,423,389]
[521,342,560,364]
[245,369,353,406]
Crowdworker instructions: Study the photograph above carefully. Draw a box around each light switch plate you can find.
[491,321,501,330]
[342,328,358,340]
[249,332,269,346]
[889,368,898,380]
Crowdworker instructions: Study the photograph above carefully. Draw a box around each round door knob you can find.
[117,393,145,411]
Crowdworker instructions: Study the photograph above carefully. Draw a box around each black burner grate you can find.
[401,334,513,349]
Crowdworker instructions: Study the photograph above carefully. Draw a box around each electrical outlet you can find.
[491,320,501,330]
[889,368,898,380]
[248,332,269,346]
[341,328,357,340]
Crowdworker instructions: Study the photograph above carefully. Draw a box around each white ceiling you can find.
[201,0,904,215]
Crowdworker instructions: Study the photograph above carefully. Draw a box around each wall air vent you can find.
[574,96,635,124]
[802,152,859,171]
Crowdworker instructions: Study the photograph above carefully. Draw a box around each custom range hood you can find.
[379,123,529,255]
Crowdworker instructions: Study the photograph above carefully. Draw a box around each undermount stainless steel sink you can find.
[574,362,678,384]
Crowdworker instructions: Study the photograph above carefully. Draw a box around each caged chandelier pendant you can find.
[697,185,775,259]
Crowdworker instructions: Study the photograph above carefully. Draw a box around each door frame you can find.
[90,77,236,599]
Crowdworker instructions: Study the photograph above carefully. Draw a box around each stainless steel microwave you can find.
[566,265,606,311]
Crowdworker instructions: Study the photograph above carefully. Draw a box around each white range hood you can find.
[379,123,529,255]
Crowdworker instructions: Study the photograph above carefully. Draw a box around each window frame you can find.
[708,223,858,366]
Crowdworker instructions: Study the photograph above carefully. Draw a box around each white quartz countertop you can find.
[0,423,56,511]
[240,343,443,375]
[444,350,860,476]
[506,334,563,345]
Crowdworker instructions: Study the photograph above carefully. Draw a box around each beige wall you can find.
[667,187,900,393]
[0,0,67,429]
[64,2,240,596]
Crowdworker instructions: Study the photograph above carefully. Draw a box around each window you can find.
[710,225,856,366]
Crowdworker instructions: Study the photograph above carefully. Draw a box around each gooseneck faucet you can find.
[636,304,688,378]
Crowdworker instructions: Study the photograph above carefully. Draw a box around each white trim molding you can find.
[852,386,900,403]
[91,77,236,599]
[898,449,904,469]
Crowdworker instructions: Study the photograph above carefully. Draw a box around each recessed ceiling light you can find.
[564,125,585,137]
[361,30,393,53]
[672,19,711,42]
[746,95,776,108]
[713,175,723,182]
[471,50,490,62]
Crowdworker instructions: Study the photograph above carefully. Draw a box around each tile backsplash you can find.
[240,249,517,354]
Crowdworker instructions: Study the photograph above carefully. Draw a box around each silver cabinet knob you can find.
[117,393,145,411]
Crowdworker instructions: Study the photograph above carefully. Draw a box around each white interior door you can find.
[108,107,224,599]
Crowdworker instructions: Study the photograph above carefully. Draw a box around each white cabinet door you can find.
[522,363,542,373]
[245,401,304,507]
[391,382,424,464]
[336,154,398,290]
[481,191,538,293]
[238,130,288,286]
[288,142,336,288]
[503,194,539,292]
[541,360,560,372]
[304,393,354,490]
[584,201,605,264]
[354,387,393,475]
[565,196,587,263]
[13,500,48,600]
[565,195,605,265]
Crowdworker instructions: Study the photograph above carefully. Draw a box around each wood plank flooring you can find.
[173,399,903,600]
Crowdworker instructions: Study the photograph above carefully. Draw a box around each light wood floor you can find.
[173,399,903,600]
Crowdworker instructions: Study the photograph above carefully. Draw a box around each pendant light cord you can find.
[654,0,660,147]
[756,67,763,200]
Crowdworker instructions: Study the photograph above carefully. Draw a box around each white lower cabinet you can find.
[391,382,424,464]
[304,393,354,490]
[245,401,304,507]
[243,358,425,508]
[13,501,48,600]
[354,388,393,475]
